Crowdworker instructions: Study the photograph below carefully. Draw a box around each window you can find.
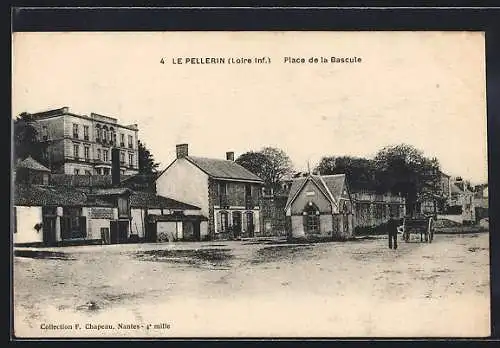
[110,128,116,145]
[128,153,133,166]
[103,149,109,162]
[97,149,101,160]
[103,128,108,143]
[95,126,101,142]
[74,169,80,175]
[117,197,129,218]
[120,151,125,164]
[95,168,101,175]
[84,146,90,160]
[62,207,85,239]
[83,125,89,140]
[85,170,91,175]
[128,135,133,148]
[120,133,125,146]
[73,144,79,159]
[218,182,227,206]
[103,168,110,175]
[42,126,48,140]
[304,203,320,234]
[219,211,229,232]
[73,124,79,138]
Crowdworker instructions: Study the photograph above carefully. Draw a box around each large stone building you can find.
[27,107,139,176]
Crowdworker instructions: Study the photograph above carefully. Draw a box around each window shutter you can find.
[242,213,247,232]
[216,212,222,233]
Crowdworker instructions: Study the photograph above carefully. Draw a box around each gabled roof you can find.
[16,156,51,172]
[285,174,347,211]
[130,191,201,210]
[161,156,263,183]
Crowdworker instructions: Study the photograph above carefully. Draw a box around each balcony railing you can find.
[245,197,255,208]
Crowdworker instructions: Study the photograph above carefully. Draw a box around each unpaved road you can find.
[13,233,490,338]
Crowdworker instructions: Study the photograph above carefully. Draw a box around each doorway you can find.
[246,212,255,237]
[232,211,242,238]
[42,216,56,246]
[110,220,129,244]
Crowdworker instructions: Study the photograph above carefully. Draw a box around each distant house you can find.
[419,171,452,215]
[155,144,265,240]
[13,183,119,246]
[15,156,51,186]
[473,183,489,223]
[351,190,406,230]
[26,106,140,175]
[129,191,205,242]
[284,173,354,240]
[13,154,206,246]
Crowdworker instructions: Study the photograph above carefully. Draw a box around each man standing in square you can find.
[387,214,399,250]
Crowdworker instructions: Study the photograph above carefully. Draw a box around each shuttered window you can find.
[218,211,229,232]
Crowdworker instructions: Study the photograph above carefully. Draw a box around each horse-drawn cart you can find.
[401,216,434,243]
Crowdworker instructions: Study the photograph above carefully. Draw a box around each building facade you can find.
[155,144,265,240]
[351,190,406,230]
[284,174,354,240]
[28,107,139,176]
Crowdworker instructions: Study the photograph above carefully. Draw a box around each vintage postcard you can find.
[11,31,489,338]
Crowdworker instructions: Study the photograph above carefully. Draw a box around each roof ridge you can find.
[317,173,346,178]
[317,175,337,206]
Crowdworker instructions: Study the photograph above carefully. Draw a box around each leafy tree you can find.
[138,140,160,175]
[315,156,379,191]
[13,112,48,166]
[374,144,441,215]
[235,151,271,179]
[236,147,293,191]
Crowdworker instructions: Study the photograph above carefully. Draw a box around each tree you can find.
[235,151,271,180]
[374,144,441,215]
[315,156,379,191]
[13,112,48,166]
[236,147,293,191]
[138,141,160,175]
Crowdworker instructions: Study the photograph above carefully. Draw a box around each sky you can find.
[12,31,488,184]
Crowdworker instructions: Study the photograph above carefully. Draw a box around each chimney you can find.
[111,148,121,186]
[226,151,235,161]
[176,144,189,159]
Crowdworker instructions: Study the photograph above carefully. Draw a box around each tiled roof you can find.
[93,188,132,196]
[130,191,201,210]
[16,156,51,172]
[186,156,264,182]
[13,184,113,207]
[285,174,347,210]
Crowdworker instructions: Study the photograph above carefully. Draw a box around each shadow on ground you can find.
[249,244,316,264]
[135,248,234,269]
[14,250,75,260]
